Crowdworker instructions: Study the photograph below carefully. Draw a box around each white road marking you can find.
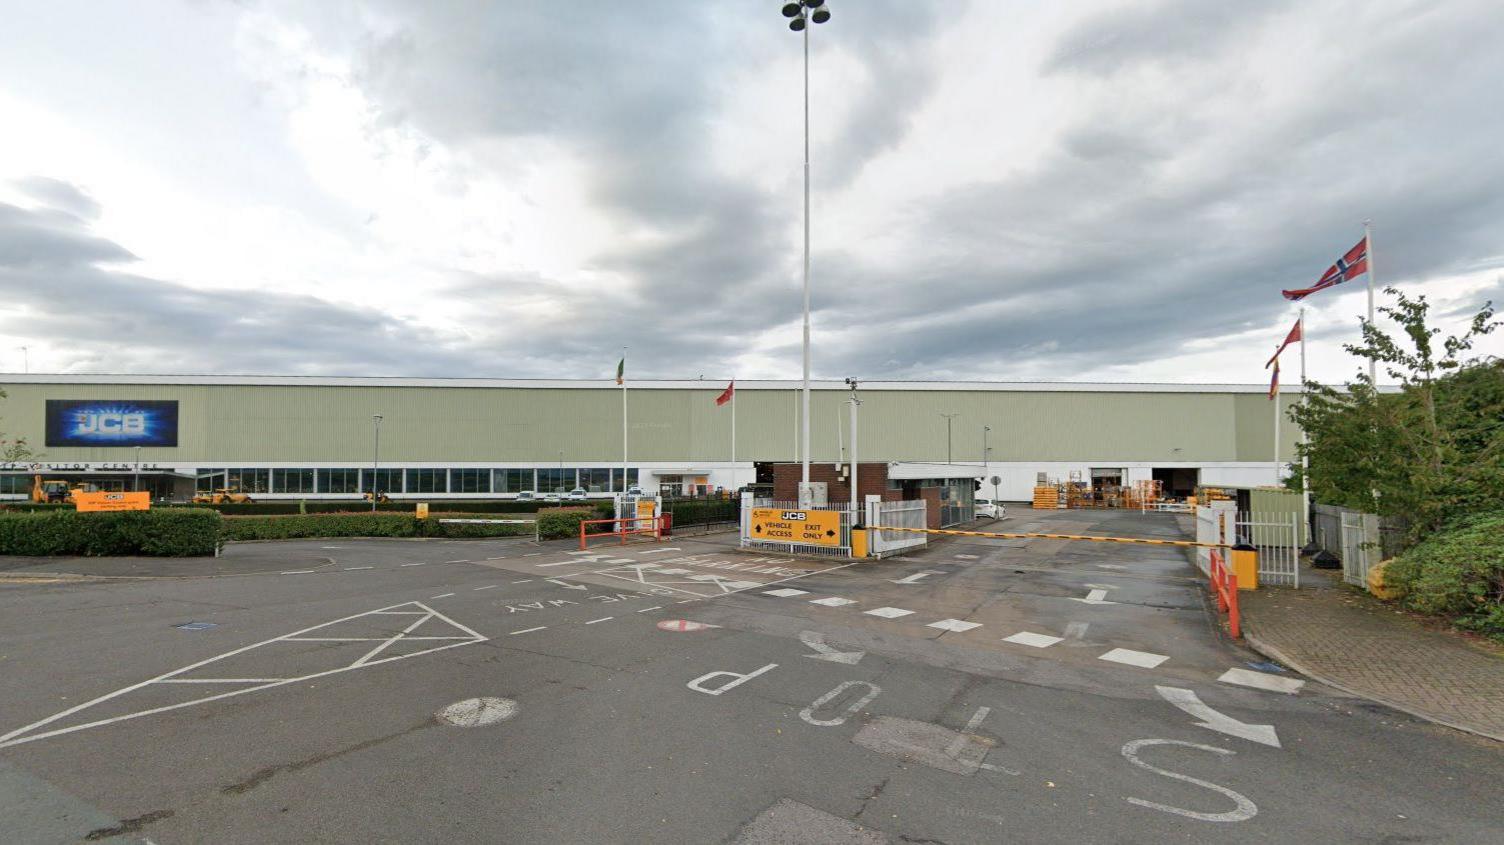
[763,588,810,597]
[954,554,979,560]
[1156,686,1280,747]
[485,556,507,561]
[280,570,316,575]
[342,566,373,571]
[156,678,280,684]
[0,602,486,750]
[523,552,542,557]
[545,579,589,591]
[1121,739,1258,822]
[864,607,915,619]
[1095,564,1127,570]
[1218,668,1305,695]
[585,617,613,624]
[637,606,664,613]
[533,561,578,568]
[511,579,532,583]
[509,626,546,636]
[799,680,881,726]
[652,567,692,575]
[686,663,778,696]
[928,619,981,633]
[947,706,992,759]
[446,559,471,563]
[400,562,427,567]
[892,570,944,585]
[1003,631,1063,648]
[1099,648,1169,669]
[638,548,679,555]
[798,631,865,665]
[810,597,857,607]
[1064,621,1091,641]
[431,593,456,599]
[472,585,499,591]
[1073,588,1115,605]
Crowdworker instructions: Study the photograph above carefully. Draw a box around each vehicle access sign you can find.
[749,508,842,546]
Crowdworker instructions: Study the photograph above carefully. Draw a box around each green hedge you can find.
[0,509,221,557]
[220,513,536,542]
[535,506,607,540]
[1384,510,1504,639]
[180,500,582,516]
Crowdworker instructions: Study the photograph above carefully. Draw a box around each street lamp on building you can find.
[779,0,833,505]
[939,413,959,464]
[371,414,383,512]
[134,446,141,493]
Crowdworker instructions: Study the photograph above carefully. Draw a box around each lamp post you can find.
[844,378,860,515]
[939,413,959,464]
[134,446,141,493]
[982,424,990,471]
[780,0,832,506]
[371,414,383,511]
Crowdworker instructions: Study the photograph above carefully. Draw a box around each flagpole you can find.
[1299,306,1310,547]
[1273,352,1281,486]
[621,346,628,494]
[731,379,736,476]
[1364,219,1376,384]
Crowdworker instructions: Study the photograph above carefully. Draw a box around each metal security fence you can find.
[867,499,928,558]
[661,495,739,534]
[1339,510,1381,588]
[740,498,855,558]
[1194,502,1234,576]
[1235,511,1300,587]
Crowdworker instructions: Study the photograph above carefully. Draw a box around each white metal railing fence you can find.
[1195,502,1234,576]
[1339,510,1380,588]
[1235,510,1300,587]
[867,497,928,558]
[740,497,855,557]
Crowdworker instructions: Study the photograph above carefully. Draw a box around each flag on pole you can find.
[1282,236,1369,301]
[714,380,735,406]
[1267,357,1280,400]
[615,357,625,385]
[1265,318,1304,367]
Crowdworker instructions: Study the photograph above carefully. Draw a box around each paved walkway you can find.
[1242,565,1504,742]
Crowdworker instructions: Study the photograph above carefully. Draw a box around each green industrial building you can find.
[0,375,1303,502]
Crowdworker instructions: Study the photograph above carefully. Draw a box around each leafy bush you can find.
[220,513,534,542]
[536,507,598,540]
[0,509,222,557]
[1384,510,1504,637]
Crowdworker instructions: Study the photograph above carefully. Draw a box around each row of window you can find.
[193,467,640,495]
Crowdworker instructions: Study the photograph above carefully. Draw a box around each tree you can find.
[1288,287,1501,536]
[0,388,42,466]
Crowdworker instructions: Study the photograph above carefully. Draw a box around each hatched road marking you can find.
[928,619,981,633]
[1099,648,1169,668]
[810,597,857,607]
[1003,631,1063,648]
[1219,667,1305,694]
[864,607,915,619]
[763,588,810,598]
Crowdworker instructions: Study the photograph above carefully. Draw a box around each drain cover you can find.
[436,697,518,727]
[173,621,217,631]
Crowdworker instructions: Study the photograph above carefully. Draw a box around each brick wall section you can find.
[918,487,942,529]
[771,463,896,504]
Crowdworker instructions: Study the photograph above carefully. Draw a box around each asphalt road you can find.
[1,510,1500,844]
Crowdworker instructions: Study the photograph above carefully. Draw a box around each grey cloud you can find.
[13,176,102,220]
[1045,0,1294,75]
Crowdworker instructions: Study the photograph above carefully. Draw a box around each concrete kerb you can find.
[1242,630,1504,745]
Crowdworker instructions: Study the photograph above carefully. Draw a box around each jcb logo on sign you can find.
[781,511,807,521]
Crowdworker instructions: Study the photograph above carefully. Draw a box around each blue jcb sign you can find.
[45,400,179,447]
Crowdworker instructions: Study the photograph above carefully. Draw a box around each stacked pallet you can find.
[1032,485,1059,509]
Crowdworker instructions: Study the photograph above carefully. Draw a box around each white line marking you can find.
[585,617,613,624]
[1122,738,1259,821]
[637,606,664,613]
[446,559,471,564]
[928,619,981,633]
[353,612,434,666]
[651,567,692,575]
[0,602,485,750]
[534,561,576,568]
[156,678,282,684]
[1218,668,1305,695]
[342,566,374,571]
[400,562,427,567]
[280,570,316,575]
[472,585,499,591]
[523,553,542,557]
[1156,687,1281,747]
[511,579,533,583]
[892,570,944,585]
[1003,631,1063,648]
[1099,648,1169,668]
[431,593,456,599]
[810,597,857,607]
[799,631,865,664]
[638,548,679,555]
[509,626,546,635]
[763,588,809,597]
[1073,588,1115,605]
[947,706,992,759]
[283,636,470,642]
[486,556,507,561]
[799,680,881,726]
[864,607,915,619]
[954,554,979,560]
[1095,564,1127,570]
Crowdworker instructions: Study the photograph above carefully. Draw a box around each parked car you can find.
[975,499,1006,519]
[516,490,537,502]
[625,485,645,496]
[565,487,588,501]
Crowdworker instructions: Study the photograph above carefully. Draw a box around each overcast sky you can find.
[2,0,1501,386]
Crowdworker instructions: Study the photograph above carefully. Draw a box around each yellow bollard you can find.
[850,526,869,558]
[1230,543,1258,590]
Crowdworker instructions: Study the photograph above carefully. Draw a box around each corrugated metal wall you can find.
[0,381,1303,463]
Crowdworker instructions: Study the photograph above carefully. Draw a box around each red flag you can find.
[1264,318,1303,368]
[714,380,735,406]
[1268,358,1280,400]
[1282,236,1368,301]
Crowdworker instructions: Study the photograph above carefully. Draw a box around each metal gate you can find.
[867,499,927,558]
[740,498,855,558]
[1235,511,1301,587]
[1340,510,1379,587]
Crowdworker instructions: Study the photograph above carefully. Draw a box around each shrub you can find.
[536,507,598,540]
[179,499,585,516]
[0,509,222,557]
[1384,510,1504,637]
[220,513,534,542]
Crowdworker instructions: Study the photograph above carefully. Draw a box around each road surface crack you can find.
[85,809,174,840]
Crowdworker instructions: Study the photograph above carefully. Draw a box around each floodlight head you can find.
[789,15,806,31]
[805,0,825,7]
[781,2,801,17]
[811,7,830,23]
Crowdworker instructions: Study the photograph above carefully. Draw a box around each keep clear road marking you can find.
[810,597,857,607]
[1218,668,1305,695]
[1003,631,1062,648]
[0,601,486,750]
[892,570,945,585]
[928,619,982,633]
[1156,686,1281,747]
[1099,648,1168,668]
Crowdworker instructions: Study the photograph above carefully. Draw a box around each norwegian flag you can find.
[1282,236,1368,301]
[714,380,734,406]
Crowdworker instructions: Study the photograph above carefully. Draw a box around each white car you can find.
[564,487,588,501]
[516,490,537,502]
[975,499,1005,519]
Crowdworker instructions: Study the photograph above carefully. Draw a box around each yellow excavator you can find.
[191,488,255,504]
[29,475,98,504]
